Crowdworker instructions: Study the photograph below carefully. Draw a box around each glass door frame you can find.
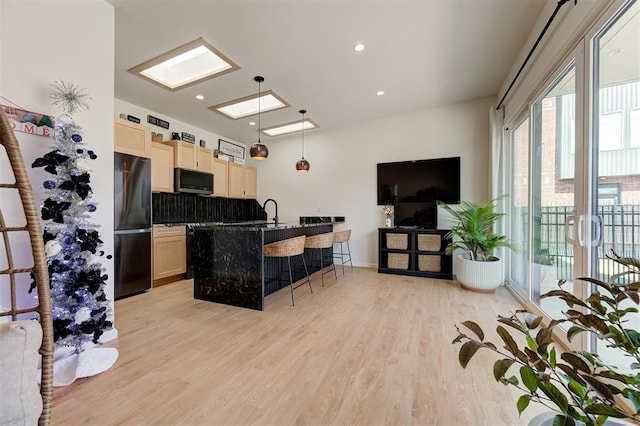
[504,45,589,349]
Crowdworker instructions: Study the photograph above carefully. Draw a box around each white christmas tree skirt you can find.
[51,347,119,387]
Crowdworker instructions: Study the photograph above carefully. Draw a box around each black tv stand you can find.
[378,228,452,279]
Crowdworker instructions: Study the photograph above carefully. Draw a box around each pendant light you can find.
[295,109,310,173]
[249,75,268,160]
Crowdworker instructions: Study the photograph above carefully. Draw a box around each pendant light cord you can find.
[257,79,262,143]
[301,111,305,159]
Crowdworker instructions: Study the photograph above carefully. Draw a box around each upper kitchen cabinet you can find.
[114,118,151,158]
[196,147,213,173]
[212,157,229,197]
[151,142,174,193]
[168,140,197,170]
[244,165,257,199]
[168,141,214,173]
[228,163,257,199]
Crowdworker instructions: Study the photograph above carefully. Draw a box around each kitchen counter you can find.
[192,222,337,310]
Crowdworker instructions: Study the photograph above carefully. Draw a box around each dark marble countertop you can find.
[189,220,339,231]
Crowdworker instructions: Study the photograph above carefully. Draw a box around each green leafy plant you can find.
[453,251,640,426]
[439,196,517,261]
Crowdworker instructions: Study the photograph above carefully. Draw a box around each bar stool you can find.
[304,233,337,287]
[264,235,312,306]
[333,229,353,274]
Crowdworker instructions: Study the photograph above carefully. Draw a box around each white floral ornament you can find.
[74,158,91,172]
[45,240,63,257]
[74,307,92,324]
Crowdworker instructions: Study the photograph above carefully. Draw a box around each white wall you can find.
[0,0,115,337]
[115,99,247,152]
[255,96,495,267]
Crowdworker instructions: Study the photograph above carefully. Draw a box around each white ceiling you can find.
[107,0,548,145]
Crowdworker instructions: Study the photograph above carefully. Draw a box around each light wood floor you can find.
[51,267,545,425]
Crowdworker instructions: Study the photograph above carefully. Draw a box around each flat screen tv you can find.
[377,157,460,205]
[377,157,460,228]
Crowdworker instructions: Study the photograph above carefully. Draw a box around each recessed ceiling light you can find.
[261,119,318,137]
[354,43,365,52]
[209,90,290,119]
[249,121,256,126]
[195,94,204,100]
[128,37,240,91]
[377,90,385,96]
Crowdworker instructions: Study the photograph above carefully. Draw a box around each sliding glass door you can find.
[590,0,639,368]
[531,62,581,320]
[506,1,639,351]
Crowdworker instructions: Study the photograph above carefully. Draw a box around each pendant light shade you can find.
[295,109,310,173]
[249,75,268,160]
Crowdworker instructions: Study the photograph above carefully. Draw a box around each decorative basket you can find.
[388,253,409,269]
[386,233,408,250]
[417,234,441,252]
[418,255,441,272]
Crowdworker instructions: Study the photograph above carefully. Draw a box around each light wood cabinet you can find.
[196,147,213,173]
[153,225,186,281]
[114,118,151,158]
[212,158,229,197]
[228,163,257,199]
[244,165,257,199]
[228,162,244,198]
[151,142,174,193]
[168,140,197,170]
[167,141,216,173]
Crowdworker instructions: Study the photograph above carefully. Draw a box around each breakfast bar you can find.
[192,221,337,310]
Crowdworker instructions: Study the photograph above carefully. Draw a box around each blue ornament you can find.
[44,180,56,189]
[76,149,83,154]
[71,134,82,142]
[89,155,98,160]
[106,254,113,260]
[77,258,86,266]
[87,204,97,212]
[88,150,94,155]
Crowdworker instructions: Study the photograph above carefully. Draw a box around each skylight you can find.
[209,90,290,119]
[129,38,240,91]
[261,119,318,137]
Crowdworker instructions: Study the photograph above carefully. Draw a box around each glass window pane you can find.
[532,64,576,320]
[592,0,640,372]
[599,111,623,151]
[631,108,640,148]
[509,118,529,290]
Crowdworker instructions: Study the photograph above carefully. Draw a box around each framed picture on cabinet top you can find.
[218,138,245,159]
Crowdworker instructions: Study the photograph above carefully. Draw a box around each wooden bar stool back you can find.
[333,229,353,274]
[303,233,337,287]
[263,235,311,306]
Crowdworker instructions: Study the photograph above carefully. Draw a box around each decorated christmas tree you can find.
[31,81,112,352]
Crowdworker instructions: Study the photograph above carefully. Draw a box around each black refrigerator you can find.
[114,152,152,299]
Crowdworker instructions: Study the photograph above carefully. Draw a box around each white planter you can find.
[529,412,634,426]
[455,255,502,293]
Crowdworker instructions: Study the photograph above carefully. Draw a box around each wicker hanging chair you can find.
[0,106,54,425]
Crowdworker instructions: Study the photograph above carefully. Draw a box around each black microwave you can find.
[174,168,214,195]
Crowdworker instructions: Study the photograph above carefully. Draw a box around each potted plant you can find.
[439,196,516,292]
[453,251,639,426]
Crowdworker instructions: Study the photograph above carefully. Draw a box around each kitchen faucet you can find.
[262,198,278,224]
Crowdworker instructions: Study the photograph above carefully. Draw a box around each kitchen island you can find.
[192,221,337,310]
